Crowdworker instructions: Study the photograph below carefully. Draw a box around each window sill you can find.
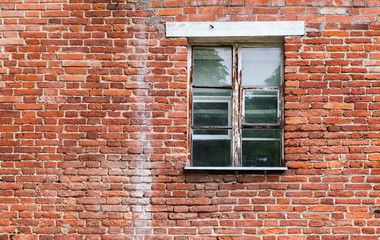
[184,166,288,171]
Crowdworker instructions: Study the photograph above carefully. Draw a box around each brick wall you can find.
[0,0,379,239]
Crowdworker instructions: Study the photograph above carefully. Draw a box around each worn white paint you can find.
[166,21,305,38]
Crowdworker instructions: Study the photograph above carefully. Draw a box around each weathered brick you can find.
[0,0,379,239]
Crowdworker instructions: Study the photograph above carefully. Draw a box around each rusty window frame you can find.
[186,41,286,170]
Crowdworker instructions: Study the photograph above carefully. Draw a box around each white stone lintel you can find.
[166,21,305,38]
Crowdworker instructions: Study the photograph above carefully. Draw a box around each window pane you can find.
[242,48,281,86]
[193,89,231,126]
[244,90,278,124]
[193,130,231,167]
[193,47,232,86]
[242,129,281,139]
[242,129,281,167]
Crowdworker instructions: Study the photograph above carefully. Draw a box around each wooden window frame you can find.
[186,41,287,171]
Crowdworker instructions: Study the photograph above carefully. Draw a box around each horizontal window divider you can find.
[184,166,288,171]
[193,135,230,140]
[242,124,282,128]
[192,85,232,89]
[192,126,232,129]
[244,94,278,98]
[193,96,231,102]
[242,138,281,141]
[242,86,281,90]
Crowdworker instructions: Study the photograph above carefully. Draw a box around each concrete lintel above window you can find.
[166,21,305,38]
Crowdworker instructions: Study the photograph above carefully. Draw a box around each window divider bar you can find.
[231,43,241,167]
[241,86,281,90]
[192,126,232,129]
[192,85,232,89]
[242,124,282,128]
[242,138,281,141]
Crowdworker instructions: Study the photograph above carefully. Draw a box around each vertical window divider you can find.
[232,43,241,167]
[280,42,285,166]
[187,44,193,166]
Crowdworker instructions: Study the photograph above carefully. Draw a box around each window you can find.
[189,43,286,170]
[165,21,304,170]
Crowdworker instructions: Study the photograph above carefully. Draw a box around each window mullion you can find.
[231,44,241,167]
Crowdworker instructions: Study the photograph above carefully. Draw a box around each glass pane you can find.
[244,90,278,124]
[242,129,281,139]
[242,129,281,167]
[193,89,231,126]
[242,48,281,86]
[192,129,231,167]
[193,47,232,86]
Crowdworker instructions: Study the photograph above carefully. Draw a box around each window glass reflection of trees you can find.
[193,47,231,86]
[244,91,278,124]
[193,129,231,167]
[242,48,281,86]
[192,47,232,167]
[191,46,283,168]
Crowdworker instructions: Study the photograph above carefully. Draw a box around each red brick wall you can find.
[0,0,380,239]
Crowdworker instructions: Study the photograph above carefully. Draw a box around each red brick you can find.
[155,8,182,16]
[286,0,311,5]
[325,103,354,110]
[12,236,37,240]
[0,1,379,239]
[245,0,270,5]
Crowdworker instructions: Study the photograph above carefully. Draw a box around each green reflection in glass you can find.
[244,91,278,124]
[193,88,231,96]
[193,89,231,126]
[194,129,229,135]
[192,129,231,167]
[193,47,232,86]
[242,129,281,139]
[242,140,281,167]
